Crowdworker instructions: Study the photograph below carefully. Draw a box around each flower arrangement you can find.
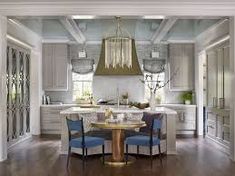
[139,67,179,109]
[140,68,179,94]
[104,108,113,119]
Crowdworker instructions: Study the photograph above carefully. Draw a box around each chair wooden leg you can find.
[67,147,71,168]
[137,145,139,155]
[150,146,153,168]
[158,144,163,164]
[126,144,128,165]
[85,148,88,158]
[102,145,105,164]
[82,147,85,164]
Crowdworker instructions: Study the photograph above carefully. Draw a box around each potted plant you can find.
[180,91,193,105]
[122,92,129,105]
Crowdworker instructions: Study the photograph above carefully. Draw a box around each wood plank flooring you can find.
[0,136,235,176]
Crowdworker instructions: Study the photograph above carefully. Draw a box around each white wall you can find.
[93,76,144,102]
[7,19,42,135]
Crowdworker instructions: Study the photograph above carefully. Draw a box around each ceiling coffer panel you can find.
[94,39,143,75]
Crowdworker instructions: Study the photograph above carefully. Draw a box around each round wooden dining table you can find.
[91,120,146,166]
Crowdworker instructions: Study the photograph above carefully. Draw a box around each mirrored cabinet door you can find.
[6,43,30,146]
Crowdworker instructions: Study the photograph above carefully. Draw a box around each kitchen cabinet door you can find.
[53,44,68,90]
[169,43,194,91]
[217,48,224,104]
[42,44,68,91]
[169,105,196,133]
[216,115,223,140]
[207,51,217,107]
[223,46,230,109]
[42,44,54,90]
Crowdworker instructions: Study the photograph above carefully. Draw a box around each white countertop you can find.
[60,106,177,115]
[157,104,197,108]
[40,104,78,108]
[41,103,196,108]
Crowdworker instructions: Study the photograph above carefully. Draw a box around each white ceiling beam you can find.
[60,17,86,44]
[151,17,178,44]
[42,38,70,43]
[174,16,225,20]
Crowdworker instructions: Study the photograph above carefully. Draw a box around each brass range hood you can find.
[94,39,143,76]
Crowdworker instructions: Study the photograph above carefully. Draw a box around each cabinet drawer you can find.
[216,120,223,140]
[41,108,63,114]
[183,112,196,121]
[174,108,196,131]
[41,123,61,130]
[207,122,216,137]
[177,121,195,130]
[223,126,230,142]
[207,112,216,123]
[223,116,230,126]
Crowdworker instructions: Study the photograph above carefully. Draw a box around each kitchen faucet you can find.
[117,86,120,108]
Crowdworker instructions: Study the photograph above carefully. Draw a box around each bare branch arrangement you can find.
[140,67,179,94]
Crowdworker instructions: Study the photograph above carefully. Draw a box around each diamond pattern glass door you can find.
[6,44,30,145]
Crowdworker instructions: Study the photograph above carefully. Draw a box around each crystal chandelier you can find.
[104,17,132,68]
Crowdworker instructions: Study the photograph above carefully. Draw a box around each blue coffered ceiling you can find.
[13,16,221,43]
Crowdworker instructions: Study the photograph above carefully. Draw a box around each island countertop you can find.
[60,106,177,155]
[60,106,177,115]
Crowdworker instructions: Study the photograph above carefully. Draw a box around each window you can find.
[72,72,93,101]
[144,72,165,102]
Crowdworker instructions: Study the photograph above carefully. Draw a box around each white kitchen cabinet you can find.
[42,44,68,91]
[40,105,77,134]
[206,43,230,108]
[223,46,230,109]
[163,104,197,135]
[168,43,194,91]
[206,108,230,148]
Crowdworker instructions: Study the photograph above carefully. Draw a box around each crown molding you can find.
[1,2,235,16]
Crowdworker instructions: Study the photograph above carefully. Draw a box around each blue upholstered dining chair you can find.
[125,117,162,165]
[66,118,105,167]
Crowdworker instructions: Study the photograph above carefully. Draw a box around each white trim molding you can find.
[0,15,7,162]
[7,34,33,49]
[1,1,235,16]
[229,17,235,162]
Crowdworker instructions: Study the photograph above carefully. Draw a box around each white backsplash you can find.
[44,43,185,104]
[93,76,145,103]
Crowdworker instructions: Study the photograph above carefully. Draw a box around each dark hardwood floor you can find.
[0,136,235,176]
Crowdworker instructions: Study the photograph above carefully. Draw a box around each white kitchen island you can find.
[60,106,177,155]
